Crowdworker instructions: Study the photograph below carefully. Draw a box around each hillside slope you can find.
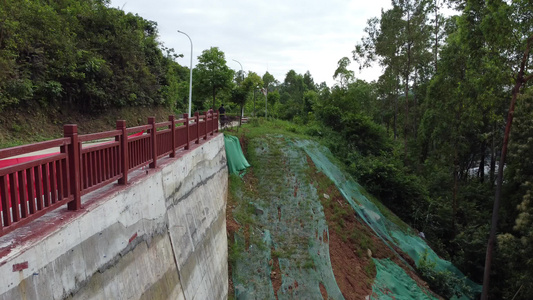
[225,130,476,299]
[0,105,174,148]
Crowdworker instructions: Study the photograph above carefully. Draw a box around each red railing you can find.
[0,112,218,237]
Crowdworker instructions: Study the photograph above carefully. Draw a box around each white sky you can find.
[109,0,392,87]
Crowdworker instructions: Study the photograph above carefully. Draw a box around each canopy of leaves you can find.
[193,47,234,110]
[0,0,186,113]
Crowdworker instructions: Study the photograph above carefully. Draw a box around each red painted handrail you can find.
[0,113,218,237]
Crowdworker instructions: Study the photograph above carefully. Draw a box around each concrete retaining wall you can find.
[0,134,228,300]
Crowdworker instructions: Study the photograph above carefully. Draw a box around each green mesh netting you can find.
[231,136,343,299]
[372,258,438,299]
[295,139,482,299]
[225,135,251,174]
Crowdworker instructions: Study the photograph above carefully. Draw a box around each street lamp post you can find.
[253,87,256,117]
[264,85,268,118]
[177,30,193,116]
[232,59,244,118]
[232,59,243,83]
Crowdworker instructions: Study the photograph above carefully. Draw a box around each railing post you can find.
[169,115,176,158]
[217,112,220,133]
[204,111,208,140]
[195,112,200,144]
[207,110,211,136]
[215,112,220,132]
[149,117,157,168]
[64,124,81,210]
[210,111,214,135]
[117,120,128,185]
[184,113,190,150]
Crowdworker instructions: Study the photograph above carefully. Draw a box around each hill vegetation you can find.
[1,0,533,298]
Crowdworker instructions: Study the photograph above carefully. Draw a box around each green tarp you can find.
[224,135,251,174]
[372,258,438,299]
[230,136,344,299]
[228,135,481,299]
[296,140,481,299]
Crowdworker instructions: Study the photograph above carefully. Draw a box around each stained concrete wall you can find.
[0,134,228,300]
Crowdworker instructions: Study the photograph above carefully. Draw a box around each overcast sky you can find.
[109,0,392,87]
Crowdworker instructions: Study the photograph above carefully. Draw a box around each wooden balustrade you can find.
[0,113,219,237]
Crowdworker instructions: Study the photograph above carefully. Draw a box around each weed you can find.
[364,260,376,277]
[272,249,287,259]
[11,123,22,133]
[303,258,315,269]
[228,238,245,265]
[417,250,473,299]
[355,248,363,258]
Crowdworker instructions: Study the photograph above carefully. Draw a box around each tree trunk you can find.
[481,34,533,300]
[490,122,496,184]
[478,140,486,183]
[434,0,439,73]
[404,10,411,157]
[404,73,410,158]
[212,86,216,111]
[239,105,243,126]
[413,69,418,139]
[394,74,399,140]
[453,145,458,236]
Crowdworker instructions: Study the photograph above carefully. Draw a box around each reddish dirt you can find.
[225,137,440,299]
[269,250,282,299]
[306,156,441,300]
[319,282,329,299]
[322,197,376,299]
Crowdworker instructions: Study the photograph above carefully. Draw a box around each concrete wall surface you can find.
[0,133,228,300]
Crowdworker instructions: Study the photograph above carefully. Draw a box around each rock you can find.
[323,193,330,199]
[254,207,264,215]
[367,249,372,258]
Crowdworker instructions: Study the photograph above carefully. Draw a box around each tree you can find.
[194,47,234,110]
[278,70,306,119]
[354,0,433,147]
[497,89,533,299]
[230,71,263,124]
[243,71,263,117]
[303,71,317,91]
[333,57,355,88]
[262,71,277,118]
[0,0,181,112]
[481,32,533,300]
[262,71,277,90]
[354,6,403,140]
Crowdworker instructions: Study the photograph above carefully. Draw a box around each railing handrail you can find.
[0,113,219,237]
[0,138,70,160]
[126,124,152,134]
[78,130,122,143]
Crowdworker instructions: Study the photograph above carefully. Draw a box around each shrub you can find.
[417,250,472,299]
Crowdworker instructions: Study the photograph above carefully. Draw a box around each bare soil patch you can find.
[306,156,440,299]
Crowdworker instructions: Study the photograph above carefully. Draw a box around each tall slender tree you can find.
[194,47,234,110]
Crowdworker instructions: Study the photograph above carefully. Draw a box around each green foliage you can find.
[492,90,533,299]
[364,260,376,277]
[0,0,183,112]
[417,250,472,299]
[340,113,392,156]
[193,47,234,110]
[349,152,430,227]
[228,236,245,266]
[333,57,354,88]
